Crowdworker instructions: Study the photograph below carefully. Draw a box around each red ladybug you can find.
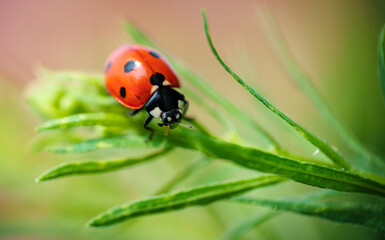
[104,44,189,138]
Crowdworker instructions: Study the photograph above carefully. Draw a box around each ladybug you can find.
[104,44,190,138]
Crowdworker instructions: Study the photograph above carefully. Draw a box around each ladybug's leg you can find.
[181,101,194,121]
[182,100,189,115]
[144,114,154,140]
[129,108,142,116]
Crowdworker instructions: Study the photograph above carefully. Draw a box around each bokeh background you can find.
[0,0,385,239]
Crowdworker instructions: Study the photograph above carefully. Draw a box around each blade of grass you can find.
[36,148,172,182]
[48,128,385,197]
[123,21,280,152]
[202,8,350,170]
[220,190,337,240]
[87,175,284,226]
[379,23,385,106]
[232,196,385,234]
[183,87,235,133]
[155,157,213,194]
[219,211,278,240]
[258,6,385,171]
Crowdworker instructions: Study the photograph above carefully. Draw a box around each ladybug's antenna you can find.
[164,125,170,136]
[180,121,192,128]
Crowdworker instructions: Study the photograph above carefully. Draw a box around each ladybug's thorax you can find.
[145,86,186,121]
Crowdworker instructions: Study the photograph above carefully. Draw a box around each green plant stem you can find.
[219,211,278,240]
[155,157,212,194]
[183,87,236,133]
[379,23,385,107]
[202,8,350,170]
[49,128,385,198]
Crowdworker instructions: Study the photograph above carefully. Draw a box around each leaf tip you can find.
[35,174,49,182]
[86,217,102,227]
[201,7,207,15]
[201,8,208,25]
[85,221,94,227]
[35,125,45,132]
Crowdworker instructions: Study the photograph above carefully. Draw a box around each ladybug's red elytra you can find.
[104,44,189,138]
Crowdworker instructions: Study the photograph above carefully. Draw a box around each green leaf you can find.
[379,23,385,106]
[123,21,280,152]
[232,197,385,234]
[201,8,350,169]
[47,134,165,153]
[258,8,385,173]
[123,22,157,48]
[36,148,172,182]
[87,175,284,227]
[49,128,385,197]
[36,113,137,132]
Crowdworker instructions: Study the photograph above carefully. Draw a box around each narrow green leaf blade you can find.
[87,175,284,227]
[379,23,385,106]
[49,129,385,197]
[259,8,385,173]
[155,157,212,194]
[36,113,135,132]
[183,87,235,133]
[36,148,171,182]
[219,211,278,240]
[233,197,385,234]
[201,8,350,169]
[123,22,157,48]
[220,190,335,240]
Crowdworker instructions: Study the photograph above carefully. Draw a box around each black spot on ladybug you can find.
[150,72,165,86]
[124,60,135,73]
[136,95,141,100]
[149,51,161,58]
[105,61,112,73]
[120,87,126,98]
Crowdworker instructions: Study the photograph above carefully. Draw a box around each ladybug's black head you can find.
[150,72,165,87]
[160,109,183,127]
